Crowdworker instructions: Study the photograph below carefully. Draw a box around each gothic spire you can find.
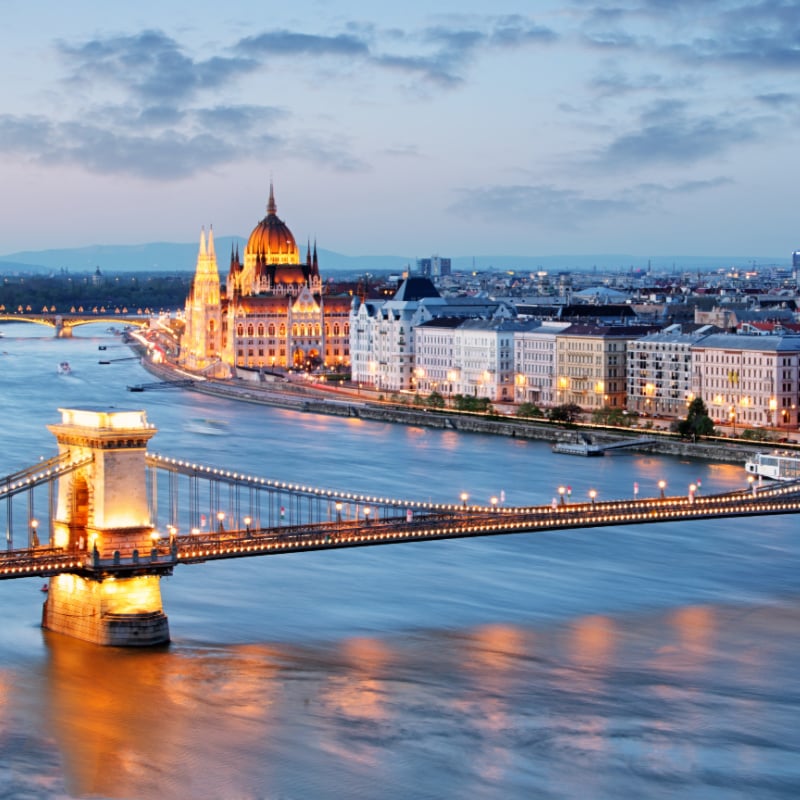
[207,225,216,260]
[267,181,277,216]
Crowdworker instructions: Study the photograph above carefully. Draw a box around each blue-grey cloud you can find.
[0,111,285,180]
[594,100,758,167]
[58,30,258,103]
[579,1,800,73]
[449,176,732,226]
[755,91,798,106]
[234,16,557,86]
[237,30,369,57]
[449,184,639,226]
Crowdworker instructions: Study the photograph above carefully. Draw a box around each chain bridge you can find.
[2,407,799,646]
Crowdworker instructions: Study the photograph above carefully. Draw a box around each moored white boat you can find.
[745,451,800,481]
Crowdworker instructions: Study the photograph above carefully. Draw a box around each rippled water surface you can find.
[0,324,798,799]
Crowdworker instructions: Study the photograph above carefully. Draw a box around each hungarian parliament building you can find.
[181,184,352,377]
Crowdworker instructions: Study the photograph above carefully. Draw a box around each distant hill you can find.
[0,242,788,275]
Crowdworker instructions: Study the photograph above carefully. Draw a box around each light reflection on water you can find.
[0,325,798,799]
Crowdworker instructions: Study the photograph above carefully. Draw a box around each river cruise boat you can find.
[745,452,800,481]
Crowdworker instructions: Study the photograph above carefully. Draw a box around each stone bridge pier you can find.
[42,408,169,646]
[54,315,73,337]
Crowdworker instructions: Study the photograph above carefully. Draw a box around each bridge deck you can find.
[3,480,798,580]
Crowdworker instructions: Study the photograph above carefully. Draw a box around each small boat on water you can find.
[552,441,604,457]
[57,361,72,375]
[185,418,228,435]
[745,451,800,481]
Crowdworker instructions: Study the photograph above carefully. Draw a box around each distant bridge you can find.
[0,313,149,337]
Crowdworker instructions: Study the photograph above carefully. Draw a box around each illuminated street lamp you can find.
[658,480,666,499]
[490,496,498,511]
[244,516,251,536]
[688,483,697,504]
[460,492,469,508]
[30,518,39,548]
[217,511,225,532]
[363,506,371,524]
[747,475,756,496]
[335,501,343,524]
[558,486,566,505]
[588,489,597,505]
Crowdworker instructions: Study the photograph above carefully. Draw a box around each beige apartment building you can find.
[555,324,656,410]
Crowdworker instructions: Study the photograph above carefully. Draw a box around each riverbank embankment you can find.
[133,352,791,467]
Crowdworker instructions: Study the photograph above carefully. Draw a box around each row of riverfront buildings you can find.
[180,185,800,429]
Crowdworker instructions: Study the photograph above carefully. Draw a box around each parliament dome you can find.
[245,184,299,264]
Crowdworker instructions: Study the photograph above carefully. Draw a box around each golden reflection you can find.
[316,637,396,769]
[567,615,617,670]
[43,635,285,799]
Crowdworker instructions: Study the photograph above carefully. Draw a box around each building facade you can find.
[626,325,715,417]
[690,334,800,429]
[555,324,656,410]
[181,185,351,376]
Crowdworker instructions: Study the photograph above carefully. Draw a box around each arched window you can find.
[333,324,340,336]
[344,323,349,336]
[257,323,264,337]
[237,324,244,337]
[279,324,286,336]
[268,324,275,337]
[247,324,254,337]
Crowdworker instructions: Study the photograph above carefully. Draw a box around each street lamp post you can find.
[558,486,566,505]
[460,492,469,508]
[30,518,39,548]
[217,511,225,532]
[658,480,666,499]
[589,489,597,505]
[244,516,251,536]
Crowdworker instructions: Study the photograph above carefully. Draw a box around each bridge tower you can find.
[42,408,169,646]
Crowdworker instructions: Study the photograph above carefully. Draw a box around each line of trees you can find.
[0,273,191,313]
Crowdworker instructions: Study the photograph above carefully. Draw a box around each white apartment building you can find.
[514,321,571,407]
[350,277,514,393]
[626,325,715,417]
[414,318,519,402]
[691,334,800,429]
[349,278,447,392]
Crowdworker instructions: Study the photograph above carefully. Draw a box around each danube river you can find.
[1,323,798,799]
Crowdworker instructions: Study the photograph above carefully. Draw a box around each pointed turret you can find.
[312,239,320,278]
[207,225,216,260]
[267,181,277,216]
[198,226,207,258]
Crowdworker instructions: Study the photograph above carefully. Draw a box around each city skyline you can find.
[1,1,798,259]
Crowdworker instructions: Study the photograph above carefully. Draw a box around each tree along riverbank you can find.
[133,351,796,467]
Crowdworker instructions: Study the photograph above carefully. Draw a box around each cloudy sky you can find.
[1,0,798,260]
